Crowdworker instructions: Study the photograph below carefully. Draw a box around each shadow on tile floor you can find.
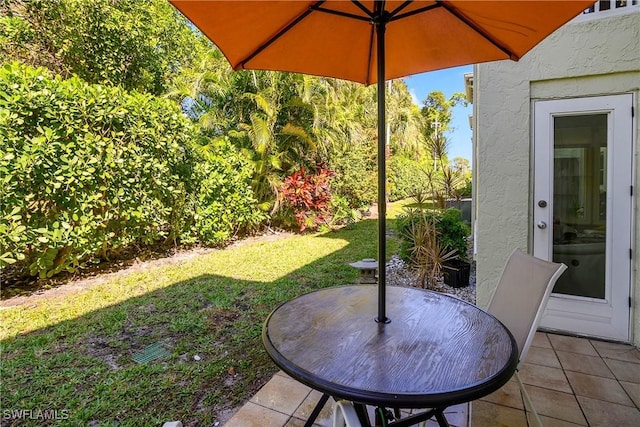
[224,333,640,427]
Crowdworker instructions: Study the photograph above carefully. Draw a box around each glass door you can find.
[534,95,633,342]
[552,114,607,299]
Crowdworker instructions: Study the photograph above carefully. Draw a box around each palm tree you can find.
[166,44,233,126]
[232,72,317,212]
[386,80,422,157]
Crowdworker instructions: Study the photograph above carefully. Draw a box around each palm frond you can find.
[249,113,274,154]
[281,123,316,151]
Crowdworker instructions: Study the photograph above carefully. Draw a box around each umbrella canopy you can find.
[171,0,593,85]
[170,0,594,322]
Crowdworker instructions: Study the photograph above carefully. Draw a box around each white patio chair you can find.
[333,249,566,427]
[333,400,362,427]
[486,248,567,427]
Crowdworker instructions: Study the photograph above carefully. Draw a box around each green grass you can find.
[0,208,406,426]
[386,198,415,218]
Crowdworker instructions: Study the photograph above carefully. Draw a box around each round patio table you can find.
[262,285,518,426]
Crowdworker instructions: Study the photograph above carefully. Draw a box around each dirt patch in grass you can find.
[203,307,242,333]
[85,335,124,371]
[227,229,294,249]
[83,325,172,371]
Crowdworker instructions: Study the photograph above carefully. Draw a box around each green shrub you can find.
[0,63,197,276]
[189,138,265,245]
[459,178,472,198]
[0,62,265,278]
[437,208,471,259]
[328,143,376,209]
[388,156,430,202]
[1,0,200,96]
[328,195,363,229]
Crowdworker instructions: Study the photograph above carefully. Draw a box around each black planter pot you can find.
[443,260,471,288]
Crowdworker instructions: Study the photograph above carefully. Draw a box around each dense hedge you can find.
[329,142,377,209]
[0,63,261,278]
[388,156,430,202]
[189,137,264,244]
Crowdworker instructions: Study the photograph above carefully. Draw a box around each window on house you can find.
[583,0,638,14]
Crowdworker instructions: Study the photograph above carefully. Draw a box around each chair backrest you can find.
[487,249,567,369]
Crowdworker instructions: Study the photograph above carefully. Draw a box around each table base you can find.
[306,393,451,427]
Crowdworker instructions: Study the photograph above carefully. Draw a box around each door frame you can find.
[533,94,634,342]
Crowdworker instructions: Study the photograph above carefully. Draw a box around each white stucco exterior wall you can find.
[475,12,640,344]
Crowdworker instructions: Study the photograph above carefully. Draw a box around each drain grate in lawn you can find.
[132,342,171,364]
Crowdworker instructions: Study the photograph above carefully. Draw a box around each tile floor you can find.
[224,333,640,427]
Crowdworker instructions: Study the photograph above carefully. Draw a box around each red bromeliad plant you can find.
[280,166,336,231]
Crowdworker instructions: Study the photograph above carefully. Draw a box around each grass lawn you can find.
[0,203,409,426]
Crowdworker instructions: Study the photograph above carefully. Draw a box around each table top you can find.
[262,285,518,408]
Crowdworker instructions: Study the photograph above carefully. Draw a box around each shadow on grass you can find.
[0,219,399,426]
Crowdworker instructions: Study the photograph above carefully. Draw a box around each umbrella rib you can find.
[365,22,375,85]
[438,1,520,60]
[374,0,385,16]
[351,0,375,19]
[312,5,371,22]
[391,3,442,21]
[389,1,425,19]
[238,0,326,69]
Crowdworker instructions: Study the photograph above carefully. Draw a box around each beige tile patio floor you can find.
[224,332,640,427]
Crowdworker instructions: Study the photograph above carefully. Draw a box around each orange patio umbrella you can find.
[169,0,594,323]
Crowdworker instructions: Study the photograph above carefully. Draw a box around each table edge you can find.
[261,285,519,408]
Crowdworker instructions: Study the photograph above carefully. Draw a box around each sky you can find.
[403,65,473,163]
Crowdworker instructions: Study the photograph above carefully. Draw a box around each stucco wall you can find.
[475,12,640,343]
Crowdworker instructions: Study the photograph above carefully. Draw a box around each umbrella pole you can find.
[375,17,389,324]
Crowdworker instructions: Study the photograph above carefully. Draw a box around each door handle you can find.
[537,221,547,229]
